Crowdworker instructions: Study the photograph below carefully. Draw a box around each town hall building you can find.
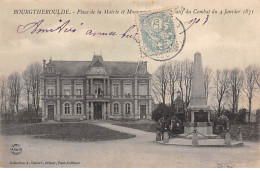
[41,54,153,121]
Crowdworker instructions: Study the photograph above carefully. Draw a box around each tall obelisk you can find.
[185,52,213,135]
[189,52,209,109]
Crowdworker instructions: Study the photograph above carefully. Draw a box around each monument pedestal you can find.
[184,122,213,135]
[185,107,213,134]
[182,122,217,139]
[185,125,212,135]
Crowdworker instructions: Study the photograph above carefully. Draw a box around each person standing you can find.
[161,117,166,140]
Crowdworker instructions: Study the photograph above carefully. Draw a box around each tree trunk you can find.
[218,102,221,116]
[162,91,165,105]
[232,89,235,114]
[248,97,252,123]
[170,82,175,107]
[27,89,30,110]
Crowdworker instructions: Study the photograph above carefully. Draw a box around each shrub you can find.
[152,103,172,122]
[236,108,247,124]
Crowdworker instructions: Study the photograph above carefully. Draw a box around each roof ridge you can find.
[50,60,139,64]
[51,60,91,62]
[47,60,143,76]
[105,61,138,63]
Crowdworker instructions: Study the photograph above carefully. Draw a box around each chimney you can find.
[43,59,46,71]
[92,52,103,63]
[143,61,147,71]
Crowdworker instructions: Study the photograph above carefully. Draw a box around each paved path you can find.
[94,122,154,137]
[1,122,260,167]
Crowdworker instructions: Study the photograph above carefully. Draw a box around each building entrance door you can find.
[94,102,102,119]
[140,105,146,119]
[48,105,54,120]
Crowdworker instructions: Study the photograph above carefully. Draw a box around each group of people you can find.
[156,116,182,140]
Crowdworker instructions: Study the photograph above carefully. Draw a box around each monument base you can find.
[182,122,217,139]
[184,125,213,135]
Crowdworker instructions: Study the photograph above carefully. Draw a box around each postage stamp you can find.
[136,8,186,61]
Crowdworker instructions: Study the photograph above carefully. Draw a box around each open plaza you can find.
[1,120,260,168]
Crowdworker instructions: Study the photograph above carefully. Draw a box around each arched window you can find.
[114,103,119,114]
[76,103,82,114]
[64,103,70,114]
[125,103,130,114]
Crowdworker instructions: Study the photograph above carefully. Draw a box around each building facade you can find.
[41,54,153,121]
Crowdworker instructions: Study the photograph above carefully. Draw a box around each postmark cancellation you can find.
[136,8,186,61]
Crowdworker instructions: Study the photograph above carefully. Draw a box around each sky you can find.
[0,0,259,110]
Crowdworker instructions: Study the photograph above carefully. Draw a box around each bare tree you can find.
[255,66,260,88]
[152,89,161,104]
[167,62,178,106]
[0,75,8,114]
[182,59,193,109]
[22,62,42,114]
[204,66,212,103]
[213,69,230,115]
[229,68,244,115]
[23,68,32,110]
[176,61,184,101]
[153,59,193,110]
[244,65,259,123]
[173,60,193,113]
[8,72,22,114]
[153,63,169,104]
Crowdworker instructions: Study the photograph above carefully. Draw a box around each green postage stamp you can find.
[136,8,186,61]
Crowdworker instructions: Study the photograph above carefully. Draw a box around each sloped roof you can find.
[47,60,140,76]
[174,95,184,108]
[105,61,139,75]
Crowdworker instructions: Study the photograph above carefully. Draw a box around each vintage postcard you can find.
[0,0,260,168]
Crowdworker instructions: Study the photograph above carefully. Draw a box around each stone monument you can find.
[184,52,213,136]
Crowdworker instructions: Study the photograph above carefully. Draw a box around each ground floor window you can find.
[64,103,70,114]
[125,103,131,114]
[76,103,82,114]
[114,103,119,114]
